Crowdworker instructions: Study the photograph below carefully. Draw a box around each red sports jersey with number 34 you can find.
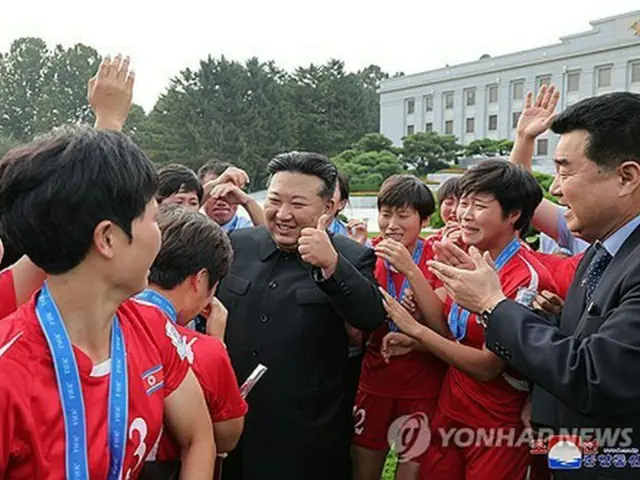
[0,294,190,479]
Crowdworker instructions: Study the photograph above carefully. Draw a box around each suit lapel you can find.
[572,224,640,336]
[561,245,596,334]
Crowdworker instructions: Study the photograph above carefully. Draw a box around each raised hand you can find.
[346,219,368,245]
[441,222,462,244]
[433,239,475,270]
[298,214,339,277]
[516,84,560,140]
[88,54,134,131]
[203,167,250,199]
[208,182,252,206]
[374,238,416,276]
[205,297,228,341]
[428,246,504,314]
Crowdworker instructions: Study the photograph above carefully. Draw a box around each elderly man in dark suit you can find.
[216,152,385,480]
[428,92,640,479]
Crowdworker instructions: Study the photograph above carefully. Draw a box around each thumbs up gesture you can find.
[298,214,339,278]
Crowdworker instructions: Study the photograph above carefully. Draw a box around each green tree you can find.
[0,37,50,140]
[401,132,461,174]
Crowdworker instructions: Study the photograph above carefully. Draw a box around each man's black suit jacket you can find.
[485,224,640,479]
[216,226,385,480]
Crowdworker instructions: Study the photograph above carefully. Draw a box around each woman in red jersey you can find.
[378,160,559,480]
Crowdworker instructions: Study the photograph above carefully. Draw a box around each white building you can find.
[379,10,640,163]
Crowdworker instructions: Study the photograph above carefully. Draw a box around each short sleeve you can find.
[193,337,248,422]
[153,315,190,396]
[0,269,17,320]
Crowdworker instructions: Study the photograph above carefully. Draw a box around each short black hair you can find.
[197,159,233,182]
[437,177,461,204]
[157,163,204,203]
[0,125,157,274]
[458,160,542,236]
[551,91,640,168]
[149,204,233,290]
[267,151,337,200]
[377,174,436,221]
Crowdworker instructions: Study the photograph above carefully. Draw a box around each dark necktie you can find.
[583,242,613,301]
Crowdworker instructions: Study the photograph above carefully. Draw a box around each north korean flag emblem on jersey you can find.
[142,364,164,396]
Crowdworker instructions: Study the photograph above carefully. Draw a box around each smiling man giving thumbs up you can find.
[216,152,385,480]
[298,213,339,277]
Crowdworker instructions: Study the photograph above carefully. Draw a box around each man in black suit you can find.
[216,152,385,480]
[428,92,640,478]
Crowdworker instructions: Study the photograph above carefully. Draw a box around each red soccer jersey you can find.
[0,294,190,480]
[534,252,584,299]
[0,269,16,320]
[359,238,447,399]
[438,246,559,428]
[147,320,248,461]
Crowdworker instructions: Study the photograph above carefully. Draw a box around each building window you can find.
[465,118,475,133]
[513,81,524,100]
[567,72,580,92]
[424,95,434,111]
[445,92,454,109]
[488,85,498,104]
[537,138,549,156]
[488,115,498,131]
[445,120,453,134]
[407,124,415,135]
[632,62,640,84]
[465,89,476,107]
[536,75,551,92]
[425,122,433,132]
[406,98,415,115]
[512,111,521,129]
[597,66,612,88]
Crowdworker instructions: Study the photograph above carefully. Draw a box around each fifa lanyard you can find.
[447,237,520,340]
[385,239,424,332]
[135,289,178,324]
[36,282,128,480]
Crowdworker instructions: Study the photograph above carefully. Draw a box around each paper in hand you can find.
[240,364,268,399]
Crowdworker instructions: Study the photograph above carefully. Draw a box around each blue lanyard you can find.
[385,239,424,332]
[135,289,177,323]
[448,237,521,340]
[36,282,128,480]
[223,215,240,233]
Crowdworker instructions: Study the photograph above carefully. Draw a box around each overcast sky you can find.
[1,1,638,111]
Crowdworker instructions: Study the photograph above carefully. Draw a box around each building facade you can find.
[379,10,640,162]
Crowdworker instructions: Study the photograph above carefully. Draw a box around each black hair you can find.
[197,159,233,182]
[0,125,157,274]
[437,176,461,204]
[149,204,233,290]
[157,163,204,203]
[267,151,337,200]
[377,174,436,221]
[551,91,640,168]
[458,159,542,236]
[337,171,350,202]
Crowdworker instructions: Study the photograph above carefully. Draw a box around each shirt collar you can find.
[602,213,640,257]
